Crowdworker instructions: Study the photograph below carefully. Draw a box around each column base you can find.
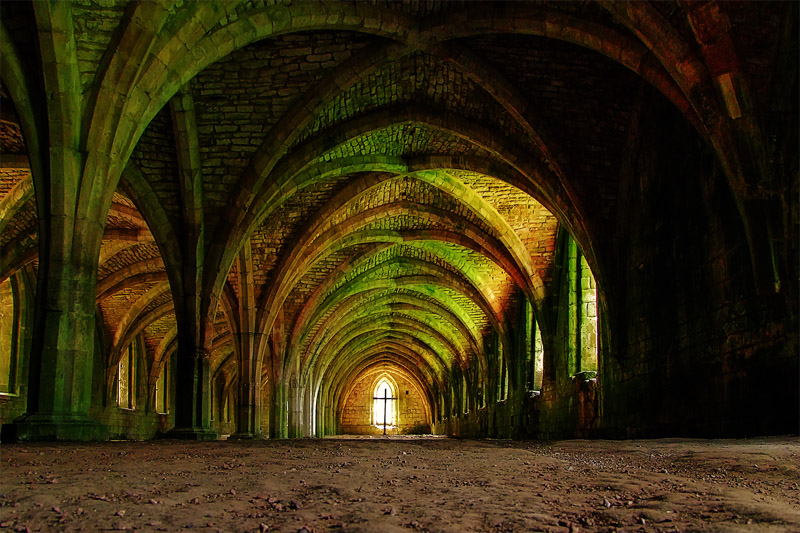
[162,427,218,440]
[1,413,109,442]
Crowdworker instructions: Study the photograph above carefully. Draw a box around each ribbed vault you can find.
[0,0,793,441]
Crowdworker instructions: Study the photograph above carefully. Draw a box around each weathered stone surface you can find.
[0,0,795,443]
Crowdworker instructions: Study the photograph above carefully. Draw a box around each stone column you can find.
[230,240,262,439]
[3,222,108,441]
[287,379,303,438]
[269,380,289,439]
[1,1,108,442]
[168,345,216,440]
[231,350,261,439]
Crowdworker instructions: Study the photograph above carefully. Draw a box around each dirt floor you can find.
[0,436,798,532]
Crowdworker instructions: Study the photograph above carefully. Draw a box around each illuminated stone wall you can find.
[340,373,430,435]
[0,1,795,442]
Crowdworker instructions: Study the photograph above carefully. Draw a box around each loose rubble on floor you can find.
[1,436,798,532]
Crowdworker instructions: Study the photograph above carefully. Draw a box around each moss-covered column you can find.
[513,295,533,437]
[303,384,315,436]
[269,380,289,439]
[231,241,262,439]
[164,269,216,440]
[233,363,261,438]
[2,1,108,442]
[169,344,215,440]
[566,236,579,378]
[4,220,108,441]
[162,85,216,440]
[578,254,598,373]
[487,330,500,437]
[287,379,304,438]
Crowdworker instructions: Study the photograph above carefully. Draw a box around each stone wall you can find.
[0,277,27,427]
[596,91,798,438]
[441,89,798,441]
[91,339,176,441]
[340,374,430,435]
[1,1,795,444]
[0,270,33,435]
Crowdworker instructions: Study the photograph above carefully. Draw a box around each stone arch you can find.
[328,350,436,435]
[283,252,504,382]
[252,170,542,337]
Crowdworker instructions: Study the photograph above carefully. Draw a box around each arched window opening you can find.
[117,343,136,410]
[372,379,396,430]
[0,277,18,395]
[532,320,544,390]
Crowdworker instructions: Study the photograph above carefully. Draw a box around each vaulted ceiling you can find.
[0,0,789,416]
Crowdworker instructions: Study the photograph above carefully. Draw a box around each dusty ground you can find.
[1,436,798,532]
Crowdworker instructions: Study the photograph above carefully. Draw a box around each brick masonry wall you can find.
[463,33,641,225]
[95,404,167,441]
[453,89,797,440]
[89,334,177,440]
[340,373,430,435]
[596,92,798,438]
[298,50,522,151]
[0,197,36,250]
[2,1,793,443]
[191,31,377,229]
[72,0,127,93]
[0,121,25,155]
[129,107,182,227]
